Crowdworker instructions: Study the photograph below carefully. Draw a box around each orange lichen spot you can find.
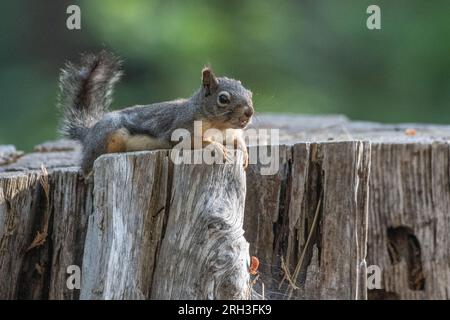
[405,128,417,136]
[249,256,260,275]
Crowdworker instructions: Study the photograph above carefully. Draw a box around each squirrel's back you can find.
[57,51,122,141]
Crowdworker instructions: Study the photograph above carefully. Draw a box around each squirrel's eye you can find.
[217,91,231,107]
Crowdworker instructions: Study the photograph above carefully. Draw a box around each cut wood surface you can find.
[1,114,450,300]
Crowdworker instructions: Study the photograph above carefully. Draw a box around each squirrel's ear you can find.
[202,67,218,96]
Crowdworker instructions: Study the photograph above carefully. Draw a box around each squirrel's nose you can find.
[244,106,254,118]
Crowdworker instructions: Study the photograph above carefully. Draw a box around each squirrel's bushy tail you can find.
[57,50,122,141]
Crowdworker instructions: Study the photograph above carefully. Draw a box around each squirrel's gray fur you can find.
[57,51,254,174]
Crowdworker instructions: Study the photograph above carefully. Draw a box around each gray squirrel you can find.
[57,51,254,175]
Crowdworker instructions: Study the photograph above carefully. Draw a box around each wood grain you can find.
[80,151,169,299]
[151,150,250,299]
[367,142,450,299]
[244,141,371,300]
[0,167,90,299]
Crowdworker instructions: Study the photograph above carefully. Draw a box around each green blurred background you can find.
[1,0,449,150]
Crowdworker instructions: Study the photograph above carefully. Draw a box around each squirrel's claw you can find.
[234,139,249,169]
[217,142,232,164]
[242,149,249,169]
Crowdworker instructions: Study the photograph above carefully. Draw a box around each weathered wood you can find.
[80,150,250,300]
[1,145,252,300]
[0,140,80,172]
[0,139,86,298]
[2,113,450,300]
[47,169,91,300]
[243,145,292,299]
[151,151,250,299]
[0,145,24,166]
[248,114,450,299]
[80,151,169,299]
[252,114,450,144]
[0,169,48,299]
[367,142,450,300]
[244,141,371,300]
[0,167,89,299]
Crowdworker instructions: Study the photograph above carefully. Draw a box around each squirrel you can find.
[57,51,254,175]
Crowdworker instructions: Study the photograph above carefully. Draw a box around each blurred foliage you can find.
[0,0,449,150]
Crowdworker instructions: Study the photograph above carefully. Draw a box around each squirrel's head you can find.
[198,67,254,129]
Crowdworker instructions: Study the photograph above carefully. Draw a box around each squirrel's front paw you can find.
[202,140,248,167]
[203,140,231,164]
[214,142,232,164]
[242,148,249,169]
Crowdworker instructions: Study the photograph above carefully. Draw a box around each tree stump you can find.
[0,145,251,300]
[1,114,449,300]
